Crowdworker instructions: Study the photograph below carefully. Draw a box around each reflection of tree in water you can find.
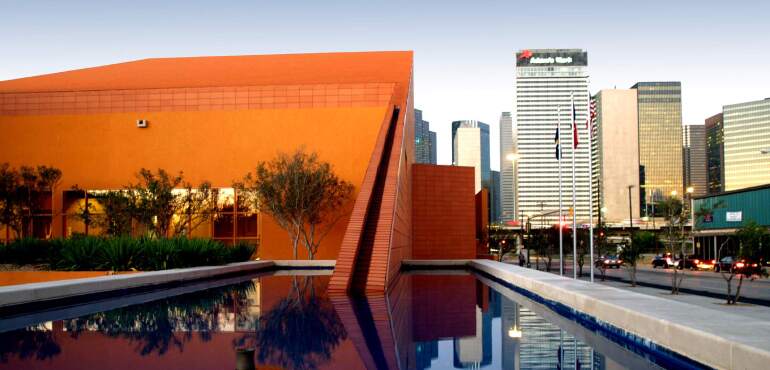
[63,281,257,355]
[240,276,346,370]
[0,324,61,362]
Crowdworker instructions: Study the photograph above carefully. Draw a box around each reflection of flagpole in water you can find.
[591,348,595,370]
[574,337,578,369]
[559,330,564,369]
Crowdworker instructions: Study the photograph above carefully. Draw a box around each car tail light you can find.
[618,259,622,263]
[666,258,672,264]
[604,260,609,264]
[736,262,745,268]
[711,260,716,264]
[694,259,700,264]
[752,263,758,267]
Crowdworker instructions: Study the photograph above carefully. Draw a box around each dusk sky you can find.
[2,0,768,170]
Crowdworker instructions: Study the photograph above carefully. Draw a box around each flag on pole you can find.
[587,98,597,138]
[571,99,579,149]
[554,125,561,159]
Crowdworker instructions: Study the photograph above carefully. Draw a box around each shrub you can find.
[226,241,256,263]
[55,236,105,270]
[1,236,256,271]
[102,236,145,271]
[0,237,51,265]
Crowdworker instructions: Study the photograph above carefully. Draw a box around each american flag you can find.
[587,98,597,138]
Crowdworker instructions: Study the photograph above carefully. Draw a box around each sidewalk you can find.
[594,278,770,321]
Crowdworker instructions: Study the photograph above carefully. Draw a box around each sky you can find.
[1,0,768,170]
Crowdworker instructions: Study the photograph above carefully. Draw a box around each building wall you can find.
[694,184,770,231]
[706,113,724,194]
[683,124,708,197]
[499,112,515,223]
[723,98,770,191]
[412,164,475,259]
[632,81,683,209]
[594,89,640,224]
[515,49,592,225]
[0,51,413,263]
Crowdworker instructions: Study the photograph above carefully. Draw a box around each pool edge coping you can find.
[403,259,769,370]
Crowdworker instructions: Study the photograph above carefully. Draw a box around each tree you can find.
[172,181,218,237]
[123,169,215,238]
[127,169,184,238]
[236,149,354,260]
[90,190,134,237]
[0,163,62,239]
[722,221,769,304]
[622,231,656,287]
[659,196,689,294]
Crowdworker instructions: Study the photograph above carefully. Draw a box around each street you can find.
[530,259,770,304]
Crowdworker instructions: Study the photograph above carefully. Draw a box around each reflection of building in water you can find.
[518,306,593,369]
[452,285,496,368]
[415,341,439,370]
[501,297,521,369]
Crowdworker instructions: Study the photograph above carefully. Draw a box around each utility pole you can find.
[628,185,634,229]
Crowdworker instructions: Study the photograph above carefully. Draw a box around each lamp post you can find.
[686,186,694,255]
[627,185,634,229]
[506,153,521,262]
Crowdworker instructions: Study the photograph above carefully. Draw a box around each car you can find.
[715,256,763,275]
[676,255,716,270]
[596,255,622,269]
[652,254,675,269]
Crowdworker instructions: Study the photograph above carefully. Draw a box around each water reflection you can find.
[0,272,693,369]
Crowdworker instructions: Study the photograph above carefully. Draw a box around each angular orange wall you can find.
[0,51,414,261]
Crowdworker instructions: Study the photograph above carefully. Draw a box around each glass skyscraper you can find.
[723,98,770,191]
[631,82,683,214]
[415,109,437,164]
[706,113,724,194]
[683,124,708,197]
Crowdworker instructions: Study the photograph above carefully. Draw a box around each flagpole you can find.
[588,90,595,283]
[558,105,563,277]
[570,92,577,279]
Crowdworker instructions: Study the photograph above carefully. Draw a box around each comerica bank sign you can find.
[516,49,588,67]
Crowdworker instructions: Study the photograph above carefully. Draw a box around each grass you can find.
[0,236,256,271]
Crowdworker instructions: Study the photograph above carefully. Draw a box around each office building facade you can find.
[723,98,770,191]
[499,112,516,223]
[490,170,501,223]
[632,82,683,215]
[683,124,708,197]
[706,113,725,194]
[593,89,640,225]
[452,120,491,193]
[415,109,437,164]
[514,49,591,225]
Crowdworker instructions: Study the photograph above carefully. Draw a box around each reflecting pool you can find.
[0,271,705,369]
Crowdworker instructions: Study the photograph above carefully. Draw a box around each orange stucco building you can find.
[0,51,476,294]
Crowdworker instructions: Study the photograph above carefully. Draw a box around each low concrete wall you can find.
[0,260,335,309]
[468,260,770,370]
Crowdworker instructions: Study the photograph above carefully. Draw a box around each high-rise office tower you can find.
[452,120,491,193]
[593,89,640,225]
[683,124,708,197]
[428,131,437,165]
[705,113,724,194]
[723,98,770,191]
[499,112,516,223]
[490,170,501,223]
[631,82,683,215]
[415,109,437,164]
[515,49,591,225]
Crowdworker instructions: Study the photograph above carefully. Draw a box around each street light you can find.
[671,190,678,197]
[507,153,522,262]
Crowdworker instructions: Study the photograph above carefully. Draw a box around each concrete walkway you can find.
[467,259,770,370]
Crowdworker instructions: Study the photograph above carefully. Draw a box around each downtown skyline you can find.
[1,0,768,170]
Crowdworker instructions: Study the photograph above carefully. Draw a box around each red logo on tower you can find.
[519,50,533,60]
